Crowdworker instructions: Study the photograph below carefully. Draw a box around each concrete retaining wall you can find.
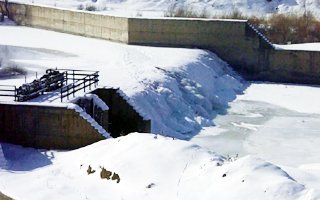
[73,97,109,132]
[1,1,319,84]
[92,88,151,137]
[267,50,320,83]
[1,1,128,42]
[127,18,320,84]
[0,103,105,149]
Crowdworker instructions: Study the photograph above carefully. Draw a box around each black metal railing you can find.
[0,85,17,101]
[59,69,99,102]
[0,69,99,102]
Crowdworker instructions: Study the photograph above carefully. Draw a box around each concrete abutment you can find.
[0,88,151,149]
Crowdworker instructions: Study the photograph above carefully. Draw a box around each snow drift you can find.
[0,133,312,200]
[129,52,246,138]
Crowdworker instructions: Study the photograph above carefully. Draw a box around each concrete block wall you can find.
[92,88,151,137]
[128,18,270,81]
[73,97,109,132]
[128,17,320,84]
[0,103,105,149]
[266,50,320,84]
[127,18,272,74]
[1,2,129,42]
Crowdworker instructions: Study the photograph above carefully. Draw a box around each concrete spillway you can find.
[0,88,150,149]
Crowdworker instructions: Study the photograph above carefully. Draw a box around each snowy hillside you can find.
[0,25,246,138]
[0,133,313,200]
[12,0,320,18]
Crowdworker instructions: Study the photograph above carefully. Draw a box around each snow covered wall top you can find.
[2,1,320,84]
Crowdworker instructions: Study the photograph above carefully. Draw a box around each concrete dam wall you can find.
[1,1,128,42]
[92,88,151,137]
[0,88,151,149]
[0,103,106,149]
[1,1,319,84]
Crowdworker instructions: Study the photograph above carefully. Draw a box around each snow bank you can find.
[0,17,15,26]
[70,93,109,111]
[0,26,246,138]
[116,89,150,120]
[0,133,312,200]
[128,52,246,138]
[237,83,320,114]
[274,43,320,51]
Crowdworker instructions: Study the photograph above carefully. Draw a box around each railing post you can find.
[60,87,63,102]
[65,71,68,85]
[84,79,86,92]
[14,86,17,102]
[73,70,75,97]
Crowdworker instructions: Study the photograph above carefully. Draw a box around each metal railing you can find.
[0,69,99,102]
[59,69,99,102]
[0,85,17,101]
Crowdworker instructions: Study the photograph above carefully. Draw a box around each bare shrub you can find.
[85,4,97,11]
[199,7,211,18]
[136,11,143,17]
[77,4,84,10]
[165,5,212,18]
[294,12,320,43]
[164,1,210,18]
[218,10,246,20]
[212,11,320,44]
[255,12,320,44]
[267,14,296,43]
[0,66,27,77]
[173,6,199,18]
[164,0,177,17]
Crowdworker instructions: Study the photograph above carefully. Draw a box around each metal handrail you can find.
[60,71,99,102]
[0,69,100,102]
[0,85,17,101]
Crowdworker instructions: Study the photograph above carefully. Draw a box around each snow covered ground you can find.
[1,24,320,199]
[191,83,320,198]
[0,25,245,138]
[0,134,314,200]
[11,0,320,18]
[275,43,320,51]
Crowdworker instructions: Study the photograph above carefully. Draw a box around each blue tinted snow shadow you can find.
[0,143,54,171]
[130,50,249,139]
